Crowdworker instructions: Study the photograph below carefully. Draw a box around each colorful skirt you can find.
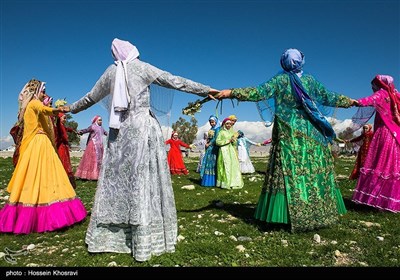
[0,134,87,234]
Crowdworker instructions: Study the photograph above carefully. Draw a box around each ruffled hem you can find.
[0,198,87,234]
[353,173,400,212]
[170,168,189,175]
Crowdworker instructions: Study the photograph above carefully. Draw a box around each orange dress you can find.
[0,100,87,234]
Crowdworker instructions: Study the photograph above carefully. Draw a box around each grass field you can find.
[0,156,399,268]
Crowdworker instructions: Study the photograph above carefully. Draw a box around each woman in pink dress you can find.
[75,115,108,180]
[352,75,400,212]
[165,131,191,175]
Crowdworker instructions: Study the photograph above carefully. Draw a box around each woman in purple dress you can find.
[352,75,400,212]
[75,115,108,180]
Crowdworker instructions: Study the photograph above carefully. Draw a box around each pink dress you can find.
[352,89,400,212]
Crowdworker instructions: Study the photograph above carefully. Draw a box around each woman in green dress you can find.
[216,49,357,232]
[216,118,244,189]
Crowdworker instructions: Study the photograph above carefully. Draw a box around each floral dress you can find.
[231,73,352,232]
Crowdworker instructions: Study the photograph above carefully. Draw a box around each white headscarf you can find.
[109,38,140,129]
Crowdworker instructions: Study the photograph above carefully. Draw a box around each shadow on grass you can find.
[187,177,202,185]
[343,197,381,213]
[179,200,290,233]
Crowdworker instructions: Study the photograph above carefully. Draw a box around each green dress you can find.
[231,73,352,232]
[216,127,244,189]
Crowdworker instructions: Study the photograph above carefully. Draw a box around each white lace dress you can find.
[70,59,210,261]
[237,137,258,174]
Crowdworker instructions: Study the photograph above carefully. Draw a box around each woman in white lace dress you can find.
[65,38,218,262]
[237,130,261,174]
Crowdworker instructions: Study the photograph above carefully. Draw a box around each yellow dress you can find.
[0,100,87,234]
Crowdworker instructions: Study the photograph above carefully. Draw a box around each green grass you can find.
[0,156,399,267]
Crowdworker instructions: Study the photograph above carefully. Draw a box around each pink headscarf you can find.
[92,115,101,124]
[109,38,140,130]
[372,75,400,125]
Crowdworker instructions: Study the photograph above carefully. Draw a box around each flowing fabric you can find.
[0,100,87,234]
[281,49,336,144]
[69,50,211,261]
[352,82,400,212]
[231,73,352,232]
[109,38,140,129]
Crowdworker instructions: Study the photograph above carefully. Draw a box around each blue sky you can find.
[1,0,399,149]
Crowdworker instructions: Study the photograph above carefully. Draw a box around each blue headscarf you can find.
[280,48,336,144]
[209,115,221,129]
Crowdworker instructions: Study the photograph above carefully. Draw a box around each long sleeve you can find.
[231,76,281,102]
[79,126,93,135]
[178,140,190,149]
[245,137,258,146]
[153,72,211,97]
[70,65,115,114]
[357,90,384,107]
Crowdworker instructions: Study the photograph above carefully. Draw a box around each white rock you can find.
[177,235,185,242]
[281,240,288,246]
[62,248,69,253]
[214,231,224,236]
[26,244,35,251]
[330,241,338,245]
[236,245,246,252]
[26,263,39,267]
[0,252,5,258]
[181,185,195,190]
[229,235,237,242]
[107,261,118,267]
[334,250,342,257]
[377,236,384,241]
[313,234,321,243]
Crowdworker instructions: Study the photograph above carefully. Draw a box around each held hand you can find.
[207,88,220,101]
[215,89,232,100]
[351,99,360,107]
[62,105,71,112]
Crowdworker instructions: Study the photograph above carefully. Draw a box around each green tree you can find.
[65,115,80,146]
[172,117,198,144]
[338,127,355,141]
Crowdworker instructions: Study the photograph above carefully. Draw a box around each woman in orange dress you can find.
[0,79,87,234]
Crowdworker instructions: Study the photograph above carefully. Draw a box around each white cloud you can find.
[0,135,13,150]
[194,118,362,143]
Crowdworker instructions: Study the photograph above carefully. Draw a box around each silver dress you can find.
[70,59,210,261]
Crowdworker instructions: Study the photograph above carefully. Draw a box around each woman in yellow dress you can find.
[0,79,87,234]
